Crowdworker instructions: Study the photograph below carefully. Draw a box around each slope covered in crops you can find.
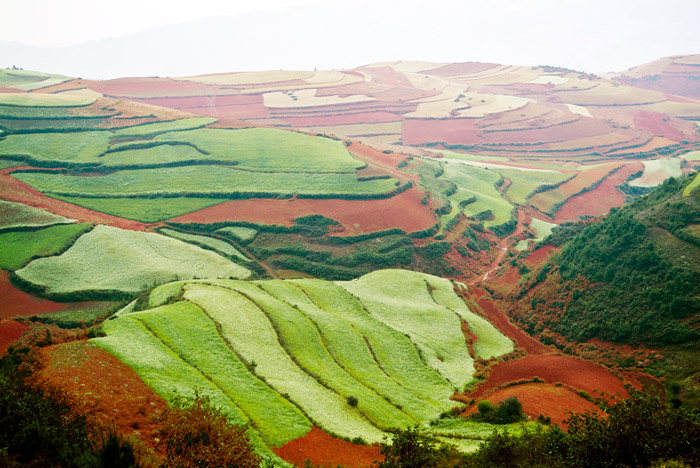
[92,270,514,459]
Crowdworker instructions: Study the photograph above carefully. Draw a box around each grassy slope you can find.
[16,225,250,294]
[0,199,73,229]
[0,223,91,270]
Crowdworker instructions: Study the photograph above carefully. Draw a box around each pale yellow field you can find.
[182,70,315,85]
[555,82,666,106]
[563,103,592,117]
[629,158,682,187]
[303,70,352,85]
[262,89,375,108]
[0,92,96,107]
[676,55,700,65]
[681,151,700,161]
[527,75,568,85]
[622,57,673,78]
[240,73,363,94]
[547,130,633,151]
[635,101,700,119]
[457,94,533,118]
[363,61,446,73]
[306,122,402,137]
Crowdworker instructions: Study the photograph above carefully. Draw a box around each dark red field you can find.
[469,354,629,401]
[275,428,381,468]
[168,188,436,235]
[554,162,644,222]
[40,341,168,455]
[402,118,481,146]
[0,270,71,317]
[0,320,28,353]
[633,111,686,142]
[464,383,601,428]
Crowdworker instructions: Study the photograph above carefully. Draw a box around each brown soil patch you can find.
[169,188,435,235]
[40,341,168,454]
[402,118,480,146]
[473,296,551,355]
[464,383,601,428]
[554,162,643,223]
[633,111,686,142]
[0,320,28,354]
[274,427,381,468]
[0,270,72,318]
[282,112,401,127]
[470,354,628,401]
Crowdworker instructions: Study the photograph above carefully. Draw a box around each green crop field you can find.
[156,128,363,172]
[0,222,91,270]
[683,171,700,196]
[216,226,258,242]
[439,164,514,230]
[15,166,398,198]
[502,169,572,204]
[16,225,250,295]
[99,144,211,167]
[94,270,513,457]
[0,92,95,107]
[160,228,248,261]
[49,195,227,223]
[340,269,477,388]
[113,117,216,137]
[0,199,74,230]
[0,131,110,165]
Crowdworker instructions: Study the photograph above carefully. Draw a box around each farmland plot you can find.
[0,199,74,229]
[16,225,250,295]
[96,270,512,456]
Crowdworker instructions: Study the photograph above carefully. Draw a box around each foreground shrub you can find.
[157,393,261,468]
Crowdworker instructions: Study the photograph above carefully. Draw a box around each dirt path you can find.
[469,207,529,285]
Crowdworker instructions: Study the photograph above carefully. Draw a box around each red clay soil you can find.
[90,77,204,97]
[282,112,402,127]
[0,270,71,318]
[402,118,481,146]
[554,162,644,223]
[633,111,686,142]
[473,296,552,355]
[483,118,613,145]
[464,383,601,428]
[40,341,168,454]
[0,320,28,354]
[470,354,629,401]
[274,427,381,468]
[521,245,558,270]
[0,167,151,231]
[169,188,436,235]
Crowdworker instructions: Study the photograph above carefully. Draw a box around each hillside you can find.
[508,173,700,404]
[614,54,700,99]
[1,58,700,467]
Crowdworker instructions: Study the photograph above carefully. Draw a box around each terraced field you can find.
[92,270,514,461]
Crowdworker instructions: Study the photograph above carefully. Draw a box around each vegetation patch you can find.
[0,222,91,270]
[0,199,74,230]
[15,225,251,296]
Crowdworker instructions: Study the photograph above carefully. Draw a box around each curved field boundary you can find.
[260,280,446,421]
[182,283,386,442]
[469,354,628,400]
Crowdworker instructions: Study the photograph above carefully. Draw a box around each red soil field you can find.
[554,162,644,223]
[0,320,28,354]
[0,270,71,318]
[473,297,551,355]
[402,118,481,146]
[464,383,600,428]
[483,118,613,145]
[169,188,435,235]
[274,427,381,468]
[282,112,402,127]
[427,62,500,76]
[469,354,628,401]
[522,245,557,270]
[40,341,168,454]
[134,93,262,108]
[186,103,270,120]
[0,167,151,231]
[633,111,686,142]
[90,77,204,97]
[0,87,24,94]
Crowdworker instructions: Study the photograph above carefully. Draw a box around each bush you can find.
[347,396,359,408]
[472,397,526,424]
[157,392,261,468]
[374,426,450,468]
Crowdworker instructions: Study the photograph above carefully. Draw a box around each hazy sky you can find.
[2,0,699,76]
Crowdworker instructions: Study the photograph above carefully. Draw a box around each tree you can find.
[373,426,451,468]
[157,393,261,468]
